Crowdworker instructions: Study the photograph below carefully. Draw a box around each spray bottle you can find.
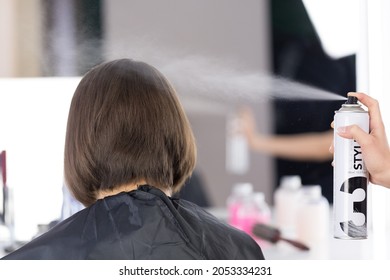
[333,96,369,239]
[226,110,249,175]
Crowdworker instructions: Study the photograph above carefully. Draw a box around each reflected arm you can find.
[240,107,333,161]
[248,130,333,161]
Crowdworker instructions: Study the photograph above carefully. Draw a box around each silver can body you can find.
[333,104,369,239]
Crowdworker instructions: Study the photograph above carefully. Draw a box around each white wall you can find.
[358,0,390,258]
[0,77,79,240]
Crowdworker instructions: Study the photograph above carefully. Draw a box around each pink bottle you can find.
[238,192,271,242]
[227,183,253,228]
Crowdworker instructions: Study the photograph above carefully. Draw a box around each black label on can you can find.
[339,176,367,238]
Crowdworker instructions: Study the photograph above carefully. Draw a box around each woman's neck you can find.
[96,181,172,199]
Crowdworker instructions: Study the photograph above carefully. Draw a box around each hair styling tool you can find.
[252,223,310,251]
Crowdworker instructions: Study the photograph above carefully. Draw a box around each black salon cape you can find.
[2,185,264,260]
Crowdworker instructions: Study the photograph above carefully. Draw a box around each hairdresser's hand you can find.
[239,107,266,151]
[335,92,390,188]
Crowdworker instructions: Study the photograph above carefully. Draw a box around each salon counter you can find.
[261,233,390,260]
[1,209,390,260]
[206,207,390,260]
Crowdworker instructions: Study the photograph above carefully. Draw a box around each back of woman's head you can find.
[64,59,196,206]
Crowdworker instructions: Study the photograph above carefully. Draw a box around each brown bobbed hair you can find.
[64,59,196,206]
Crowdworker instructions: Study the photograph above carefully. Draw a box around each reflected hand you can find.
[238,106,266,150]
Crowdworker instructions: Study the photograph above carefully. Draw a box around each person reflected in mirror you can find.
[239,106,334,202]
[240,107,333,162]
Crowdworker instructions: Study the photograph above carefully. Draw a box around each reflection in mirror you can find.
[269,0,356,203]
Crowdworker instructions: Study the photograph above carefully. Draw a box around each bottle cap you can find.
[301,185,322,199]
[253,192,265,203]
[233,182,253,196]
[280,175,302,190]
[345,96,358,104]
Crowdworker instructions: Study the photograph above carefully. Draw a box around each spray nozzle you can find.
[345,96,358,105]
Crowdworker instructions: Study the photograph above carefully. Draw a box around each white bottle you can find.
[225,111,249,175]
[274,175,302,235]
[296,185,330,246]
[252,192,271,225]
[227,183,253,228]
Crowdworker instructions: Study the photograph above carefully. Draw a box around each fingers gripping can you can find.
[334,96,369,239]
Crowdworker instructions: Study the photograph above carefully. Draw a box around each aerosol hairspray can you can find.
[334,96,369,239]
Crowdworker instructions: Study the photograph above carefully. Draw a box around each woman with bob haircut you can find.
[2,58,264,260]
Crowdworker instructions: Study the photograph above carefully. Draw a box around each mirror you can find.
[0,0,358,241]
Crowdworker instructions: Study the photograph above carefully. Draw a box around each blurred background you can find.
[0,0,389,258]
